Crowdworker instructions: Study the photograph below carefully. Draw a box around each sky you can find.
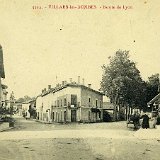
[0,0,160,99]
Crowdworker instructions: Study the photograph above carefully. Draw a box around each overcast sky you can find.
[0,0,160,99]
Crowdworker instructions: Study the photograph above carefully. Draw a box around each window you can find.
[55,101,56,107]
[88,97,91,107]
[64,98,67,106]
[61,99,62,107]
[52,112,54,120]
[57,100,59,107]
[71,95,77,107]
[88,111,91,121]
[96,100,98,107]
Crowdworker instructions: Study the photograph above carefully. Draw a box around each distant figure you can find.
[141,113,149,129]
[132,111,140,130]
[150,112,158,128]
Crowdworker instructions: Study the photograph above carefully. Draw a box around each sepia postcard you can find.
[0,0,160,159]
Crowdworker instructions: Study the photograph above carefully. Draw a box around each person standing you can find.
[133,111,140,130]
[141,113,150,129]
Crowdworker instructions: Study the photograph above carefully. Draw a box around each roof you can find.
[67,83,104,95]
[147,93,160,105]
[41,83,104,97]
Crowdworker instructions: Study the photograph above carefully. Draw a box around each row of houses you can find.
[19,79,160,123]
[22,79,104,123]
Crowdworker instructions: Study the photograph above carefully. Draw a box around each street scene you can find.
[0,0,160,160]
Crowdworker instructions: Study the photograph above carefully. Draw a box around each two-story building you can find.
[36,82,103,123]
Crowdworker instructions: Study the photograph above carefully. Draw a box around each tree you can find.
[28,105,36,119]
[100,50,146,120]
[17,95,32,103]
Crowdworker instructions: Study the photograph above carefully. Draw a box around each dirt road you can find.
[0,116,160,160]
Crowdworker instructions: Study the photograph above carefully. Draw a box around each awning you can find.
[91,108,100,113]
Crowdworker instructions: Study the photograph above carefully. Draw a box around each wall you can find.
[81,87,103,109]
[36,85,103,123]
[51,86,81,122]
[36,95,43,120]
[22,103,30,118]
[81,87,103,122]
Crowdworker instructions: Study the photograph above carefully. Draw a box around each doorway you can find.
[71,110,76,122]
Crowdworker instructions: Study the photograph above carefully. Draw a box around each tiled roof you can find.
[40,83,104,97]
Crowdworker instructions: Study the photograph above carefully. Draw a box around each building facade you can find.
[22,102,30,118]
[147,93,160,113]
[36,83,103,123]
[1,84,8,108]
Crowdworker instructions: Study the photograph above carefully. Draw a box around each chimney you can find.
[42,89,44,93]
[48,85,51,90]
[82,78,85,85]
[88,84,91,88]
[56,83,60,88]
[69,78,72,83]
[62,81,65,86]
[78,76,80,84]
[44,88,46,92]
[64,81,67,85]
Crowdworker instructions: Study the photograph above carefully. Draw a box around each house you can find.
[0,84,9,116]
[103,101,114,122]
[147,93,160,113]
[22,102,30,118]
[28,98,36,118]
[22,98,36,119]
[1,84,8,107]
[36,80,103,123]
[36,94,43,121]
[14,101,23,116]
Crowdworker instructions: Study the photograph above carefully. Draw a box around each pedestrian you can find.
[141,113,150,129]
[132,111,140,130]
[150,111,157,128]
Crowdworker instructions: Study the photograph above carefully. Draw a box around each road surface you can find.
[0,116,160,160]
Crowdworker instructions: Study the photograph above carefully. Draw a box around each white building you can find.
[36,82,103,123]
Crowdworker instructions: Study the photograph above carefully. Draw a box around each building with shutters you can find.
[36,81,103,123]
